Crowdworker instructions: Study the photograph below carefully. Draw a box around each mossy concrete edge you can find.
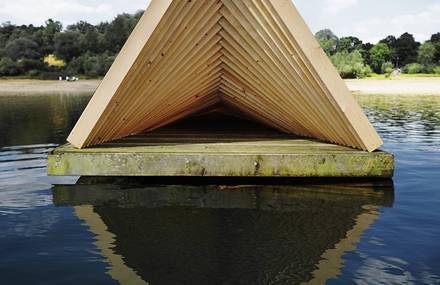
[47,144,394,178]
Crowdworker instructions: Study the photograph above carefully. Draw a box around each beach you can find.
[0,79,101,95]
[0,77,439,95]
[346,77,440,95]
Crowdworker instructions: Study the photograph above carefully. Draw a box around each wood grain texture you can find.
[67,0,383,151]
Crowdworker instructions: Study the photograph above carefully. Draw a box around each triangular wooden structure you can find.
[68,0,383,151]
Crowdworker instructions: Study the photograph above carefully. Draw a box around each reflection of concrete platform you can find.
[48,113,394,178]
[53,178,395,208]
[53,180,394,285]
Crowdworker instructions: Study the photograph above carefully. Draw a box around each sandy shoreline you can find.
[346,78,440,95]
[0,79,101,95]
[0,78,439,95]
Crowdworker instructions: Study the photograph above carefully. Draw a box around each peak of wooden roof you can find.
[67,0,383,151]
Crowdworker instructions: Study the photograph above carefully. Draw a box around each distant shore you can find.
[346,78,440,96]
[0,79,101,95]
[0,78,439,96]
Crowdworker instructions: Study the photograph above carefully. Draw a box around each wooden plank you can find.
[66,0,384,152]
[267,0,382,151]
[67,0,174,148]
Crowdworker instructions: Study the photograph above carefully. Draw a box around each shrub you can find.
[19,59,46,73]
[369,43,391,73]
[38,71,66,80]
[434,66,440,75]
[0,57,22,76]
[44,54,66,67]
[27,69,40,77]
[3,37,41,60]
[82,53,114,77]
[66,52,115,78]
[381,61,394,75]
[331,50,372,78]
[417,42,436,66]
[403,63,424,74]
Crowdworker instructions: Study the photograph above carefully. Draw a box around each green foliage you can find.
[0,11,143,78]
[0,57,21,76]
[433,66,440,75]
[360,42,374,66]
[330,50,372,78]
[66,52,115,78]
[54,31,84,61]
[369,43,391,73]
[431,33,440,43]
[1,18,440,79]
[418,42,436,65]
[104,12,142,53]
[315,29,338,56]
[3,37,40,60]
[381,62,394,75]
[429,34,440,64]
[395,33,420,66]
[337,36,363,53]
[402,63,424,74]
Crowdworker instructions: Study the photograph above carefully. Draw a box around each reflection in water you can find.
[357,95,440,148]
[53,181,394,285]
[0,93,90,147]
[0,93,439,284]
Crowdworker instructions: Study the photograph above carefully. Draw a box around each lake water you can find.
[0,93,439,285]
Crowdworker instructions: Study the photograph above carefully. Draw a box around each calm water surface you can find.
[0,93,439,284]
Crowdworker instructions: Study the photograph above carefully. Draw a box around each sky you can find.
[0,0,439,43]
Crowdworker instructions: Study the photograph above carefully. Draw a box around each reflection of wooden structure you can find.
[67,0,382,151]
[53,181,394,285]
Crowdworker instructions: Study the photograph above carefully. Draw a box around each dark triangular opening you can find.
[141,102,294,140]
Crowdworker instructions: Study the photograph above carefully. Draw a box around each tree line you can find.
[316,29,440,78]
[0,11,143,79]
[1,11,440,79]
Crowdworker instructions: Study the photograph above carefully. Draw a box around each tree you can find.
[431,33,440,43]
[104,13,139,53]
[395,33,420,66]
[337,36,363,53]
[66,52,115,77]
[369,43,391,73]
[0,22,15,49]
[32,19,62,56]
[381,62,394,76]
[3,37,40,60]
[330,50,371,78]
[361,42,374,66]
[315,29,338,56]
[35,19,62,55]
[379,35,397,48]
[67,21,94,33]
[379,35,399,66]
[82,52,115,77]
[54,31,84,61]
[417,42,436,66]
[430,33,440,64]
[82,28,104,54]
[0,57,21,76]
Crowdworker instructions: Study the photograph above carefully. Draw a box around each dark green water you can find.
[0,93,439,284]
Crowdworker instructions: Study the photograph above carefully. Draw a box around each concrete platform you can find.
[47,113,394,178]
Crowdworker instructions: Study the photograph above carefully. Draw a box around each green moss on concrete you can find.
[47,139,394,178]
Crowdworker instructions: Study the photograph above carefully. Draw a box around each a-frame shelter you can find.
[67,0,383,152]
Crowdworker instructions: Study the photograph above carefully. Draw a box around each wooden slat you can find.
[67,0,383,152]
